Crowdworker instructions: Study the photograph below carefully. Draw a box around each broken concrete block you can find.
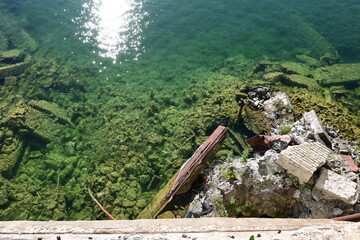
[314,168,358,205]
[280,62,312,76]
[263,72,283,81]
[28,100,72,125]
[0,56,32,80]
[303,110,332,148]
[281,74,318,89]
[4,104,66,143]
[262,91,294,128]
[0,49,24,64]
[276,142,332,182]
[314,63,360,86]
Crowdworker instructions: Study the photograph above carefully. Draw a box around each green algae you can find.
[1,1,360,221]
[314,63,360,86]
[1,51,360,220]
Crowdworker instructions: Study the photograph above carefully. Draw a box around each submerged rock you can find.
[2,100,72,143]
[0,129,25,174]
[0,56,32,80]
[314,63,360,86]
[0,49,25,64]
[28,100,72,126]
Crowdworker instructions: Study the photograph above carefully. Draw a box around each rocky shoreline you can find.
[185,88,359,219]
[1,2,360,220]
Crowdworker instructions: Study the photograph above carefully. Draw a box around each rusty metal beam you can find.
[332,213,360,222]
[138,125,228,219]
[165,125,228,202]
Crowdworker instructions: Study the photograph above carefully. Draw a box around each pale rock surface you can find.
[276,142,332,182]
[263,91,294,129]
[314,168,358,205]
[303,110,332,148]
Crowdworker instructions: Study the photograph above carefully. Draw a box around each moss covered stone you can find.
[314,63,360,86]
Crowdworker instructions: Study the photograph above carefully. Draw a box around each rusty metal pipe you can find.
[332,213,360,222]
[88,187,116,220]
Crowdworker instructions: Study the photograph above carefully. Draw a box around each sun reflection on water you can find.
[74,0,147,62]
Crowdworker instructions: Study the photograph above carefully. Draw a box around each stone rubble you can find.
[186,88,360,219]
[314,168,358,205]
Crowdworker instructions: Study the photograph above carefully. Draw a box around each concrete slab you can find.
[276,142,332,182]
[314,168,358,205]
[0,218,360,240]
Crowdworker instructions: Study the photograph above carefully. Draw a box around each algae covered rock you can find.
[280,62,313,77]
[281,74,318,89]
[28,100,72,125]
[0,56,32,80]
[0,49,24,64]
[242,106,271,135]
[0,185,67,220]
[295,55,321,68]
[263,72,283,82]
[314,63,360,86]
[0,129,25,174]
[3,100,71,143]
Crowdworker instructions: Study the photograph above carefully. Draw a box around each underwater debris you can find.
[0,56,32,80]
[139,125,228,219]
[314,63,360,87]
[289,14,339,63]
[88,187,116,220]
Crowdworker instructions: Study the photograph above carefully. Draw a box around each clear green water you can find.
[0,0,359,220]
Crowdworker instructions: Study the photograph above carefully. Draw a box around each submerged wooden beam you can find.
[139,125,228,219]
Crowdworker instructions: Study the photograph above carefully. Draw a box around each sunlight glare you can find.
[75,0,146,61]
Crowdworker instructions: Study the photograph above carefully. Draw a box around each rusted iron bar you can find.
[247,135,291,152]
[164,126,228,203]
[138,125,228,218]
[335,154,359,173]
[332,213,360,222]
[88,187,116,220]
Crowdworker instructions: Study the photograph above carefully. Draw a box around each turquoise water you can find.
[17,0,360,64]
[0,0,359,220]
[12,0,360,94]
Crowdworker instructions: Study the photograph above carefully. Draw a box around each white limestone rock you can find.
[314,168,358,205]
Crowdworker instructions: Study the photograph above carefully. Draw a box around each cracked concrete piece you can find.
[304,110,332,148]
[276,142,332,182]
[314,168,358,205]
